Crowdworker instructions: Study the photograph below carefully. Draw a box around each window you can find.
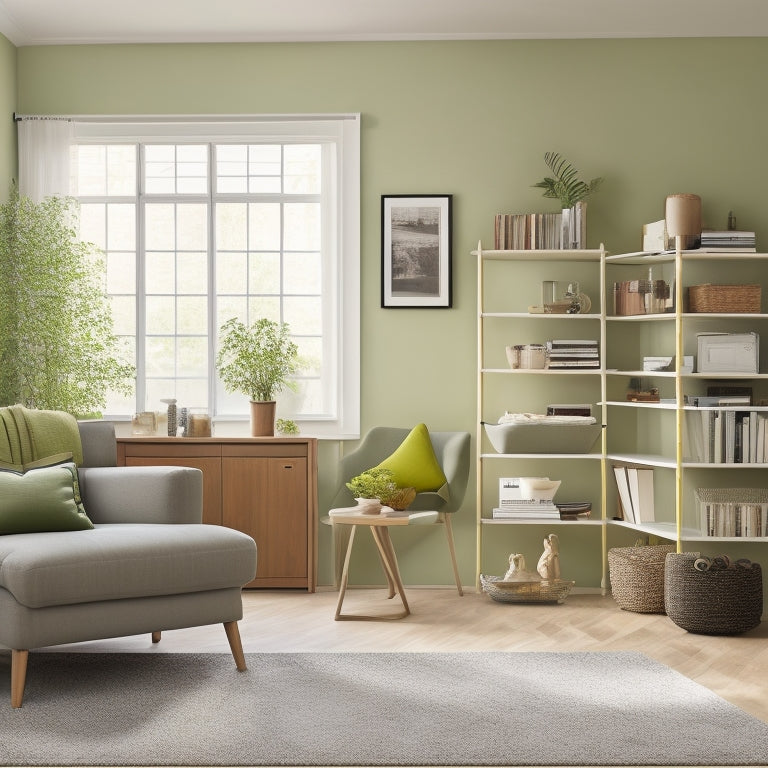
[71,116,360,438]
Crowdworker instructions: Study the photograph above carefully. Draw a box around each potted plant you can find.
[532,152,603,249]
[0,186,134,416]
[216,317,300,436]
[346,468,416,512]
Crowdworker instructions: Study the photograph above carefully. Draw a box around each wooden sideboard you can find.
[117,437,318,591]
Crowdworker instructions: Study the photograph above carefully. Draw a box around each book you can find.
[546,404,592,417]
[613,466,635,523]
[627,467,655,523]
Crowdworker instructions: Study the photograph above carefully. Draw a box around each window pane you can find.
[107,145,136,196]
[283,296,321,336]
[79,203,106,249]
[110,295,136,336]
[177,336,208,376]
[76,145,106,196]
[146,251,175,294]
[216,203,247,250]
[146,336,175,377]
[177,203,207,251]
[248,296,280,322]
[146,296,176,334]
[249,204,281,250]
[216,297,247,332]
[284,203,320,251]
[177,296,208,334]
[145,204,175,250]
[106,252,135,295]
[249,252,280,295]
[284,252,321,295]
[216,251,247,294]
[284,144,321,194]
[107,203,136,251]
[177,252,207,294]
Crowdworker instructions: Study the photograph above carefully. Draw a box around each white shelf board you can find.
[482,368,602,375]
[682,534,768,542]
[480,452,603,460]
[603,400,678,410]
[682,461,768,468]
[481,312,601,319]
[606,313,673,322]
[473,248,604,262]
[482,518,604,526]
[608,520,690,538]
[605,370,677,378]
[607,452,676,468]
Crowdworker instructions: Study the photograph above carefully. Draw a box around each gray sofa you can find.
[0,420,257,707]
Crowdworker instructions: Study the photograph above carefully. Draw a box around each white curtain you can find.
[17,118,73,202]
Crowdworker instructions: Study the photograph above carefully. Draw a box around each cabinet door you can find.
[124,457,222,525]
[222,456,308,588]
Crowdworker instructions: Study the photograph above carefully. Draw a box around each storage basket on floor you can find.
[687,283,761,313]
[664,553,763,635]
[608,544,676,613]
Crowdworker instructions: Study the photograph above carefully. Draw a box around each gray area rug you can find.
[1,651,768,766]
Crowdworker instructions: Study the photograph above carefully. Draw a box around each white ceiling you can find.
[1,0,767,46]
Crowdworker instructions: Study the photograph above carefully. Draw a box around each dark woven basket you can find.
[664,553,763,635]
[608,545,676,613]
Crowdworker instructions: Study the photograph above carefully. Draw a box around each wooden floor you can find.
[46,587,768,725]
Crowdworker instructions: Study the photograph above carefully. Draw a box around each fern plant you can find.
[533,152,603,209]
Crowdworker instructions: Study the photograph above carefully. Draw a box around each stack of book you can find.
[699,230,756,252]
[494,212,563,250]
[493,477,560,519]
[545,339,600,369]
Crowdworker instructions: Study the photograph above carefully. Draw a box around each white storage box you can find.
[697,332,759,374]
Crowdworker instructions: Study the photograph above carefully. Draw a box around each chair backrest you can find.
[329,426,471,514]
[77,420,117,467]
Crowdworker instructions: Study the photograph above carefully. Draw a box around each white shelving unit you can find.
[605,246,768,548]
[475,240,768,595]
[474,242,608,590]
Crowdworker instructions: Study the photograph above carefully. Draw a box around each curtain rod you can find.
[13,112,360,123]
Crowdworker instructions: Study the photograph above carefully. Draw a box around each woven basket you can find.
[664,553,763,635]
[480,574,574,604]
[688,284,761,313]
[608,545,676,613]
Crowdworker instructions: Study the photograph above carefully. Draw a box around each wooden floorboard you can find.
[41,589,768,724]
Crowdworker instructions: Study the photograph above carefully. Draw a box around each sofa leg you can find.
[151,631,162,643]
[11,650,28,708]
[223,621,247,671]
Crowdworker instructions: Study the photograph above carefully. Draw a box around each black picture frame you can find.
[381,194,452,308]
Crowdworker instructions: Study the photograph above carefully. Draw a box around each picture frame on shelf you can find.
[381,194,452,308]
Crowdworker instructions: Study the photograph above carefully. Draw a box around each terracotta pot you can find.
[249,400,276,437]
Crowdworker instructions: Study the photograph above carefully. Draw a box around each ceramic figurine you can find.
[502,553,540,582]
[536,534,561,580]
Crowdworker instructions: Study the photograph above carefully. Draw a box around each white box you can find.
[697,332,759,374]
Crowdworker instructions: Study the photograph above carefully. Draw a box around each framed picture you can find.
[381,194,452,308]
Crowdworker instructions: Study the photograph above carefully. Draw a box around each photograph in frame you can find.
[381,195,452,308]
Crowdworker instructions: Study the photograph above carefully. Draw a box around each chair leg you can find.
[151,631,162,643]
[442,513,464,596]
[11,650,29,708]
[224,621,247,671]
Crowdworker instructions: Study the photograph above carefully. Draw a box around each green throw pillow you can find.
[375,423,447,493]
[0,459,93,535]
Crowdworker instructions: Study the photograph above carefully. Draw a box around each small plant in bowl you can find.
[275,418,299,436]
[346,468,416,511]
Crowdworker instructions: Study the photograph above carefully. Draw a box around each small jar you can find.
[187,409,212,438]
[520,344,547,370]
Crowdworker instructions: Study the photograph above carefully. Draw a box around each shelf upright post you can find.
[476,240,484,590]
[599,244,608,591]
[674,236,684,551]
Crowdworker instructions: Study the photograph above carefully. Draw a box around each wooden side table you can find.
[329,509,438,620]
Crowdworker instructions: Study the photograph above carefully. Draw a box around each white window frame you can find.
[72,114,360,439]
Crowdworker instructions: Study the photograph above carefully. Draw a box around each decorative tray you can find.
[480,574,574,604]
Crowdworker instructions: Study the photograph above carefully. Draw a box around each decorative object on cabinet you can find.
[381,194,452,308]
[664,552,763,635]
[665,193,702,249]
[116,436,318,590]
[613,277,670,315]
[324,426,470,594]
[688,283,761,313]
[215,317,301,437]
[275,418,299,436]
[608,544,675,613]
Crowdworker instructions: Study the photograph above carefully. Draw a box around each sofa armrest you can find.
[78,466,203,524]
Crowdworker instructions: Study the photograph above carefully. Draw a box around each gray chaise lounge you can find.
[0,420,257,707]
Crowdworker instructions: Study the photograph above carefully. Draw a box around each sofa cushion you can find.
[0,524,257,609]
[374,423,447,493]
[0,458,93,535]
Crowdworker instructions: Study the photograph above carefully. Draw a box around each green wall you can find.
[0,33,17,201]
[12,37,768,588]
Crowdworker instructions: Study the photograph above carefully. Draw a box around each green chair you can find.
[326,427,471,595]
